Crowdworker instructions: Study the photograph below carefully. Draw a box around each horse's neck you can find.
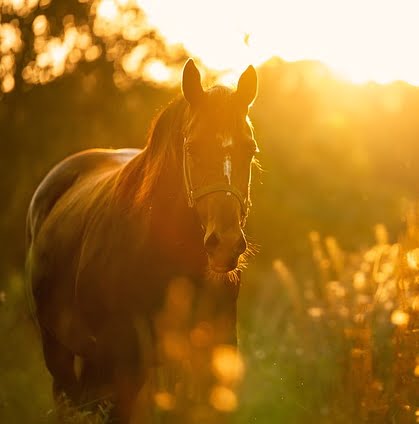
[150,156,207,275]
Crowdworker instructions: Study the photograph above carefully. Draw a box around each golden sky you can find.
[140,0,419,85]
[1,0,418,92]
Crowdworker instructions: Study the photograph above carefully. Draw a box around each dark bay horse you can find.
[26,59,258,423]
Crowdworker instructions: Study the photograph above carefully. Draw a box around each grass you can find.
[1,214,418,423]
[238,213,418,424]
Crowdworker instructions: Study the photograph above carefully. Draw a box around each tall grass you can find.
[239,211,418,424]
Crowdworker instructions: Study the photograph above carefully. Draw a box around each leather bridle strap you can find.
[183,141,248,214]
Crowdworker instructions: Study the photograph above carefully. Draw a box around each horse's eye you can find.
[185,143,196,155]
[241,137,258,156]
[245,144,258,158]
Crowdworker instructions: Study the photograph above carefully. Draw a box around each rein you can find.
[182,139,249,215]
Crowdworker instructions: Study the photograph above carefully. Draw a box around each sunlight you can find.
[122,45,147,75]
[32,15,48,36]
[50,44,67,67]
[0,22,22,93]
[139,0,419,86]
[4,0,419,86]
[406,248,419,270]
[96,0,118,21]
[390,309,410,327]
[143,59,173,84]
[0,23,22,54]
[1,73,15,93]
[22,21,100,86]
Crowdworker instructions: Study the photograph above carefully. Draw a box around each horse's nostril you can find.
[204,232,220,253]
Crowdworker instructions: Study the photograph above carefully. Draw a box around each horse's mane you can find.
[113,95,189,210]
[113,86,238,212]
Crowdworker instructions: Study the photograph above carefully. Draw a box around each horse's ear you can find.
[236,65,258,108]
[182,59,204,107]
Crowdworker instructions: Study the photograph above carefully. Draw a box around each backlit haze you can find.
[140,0,419,85]
[1,0,419,92]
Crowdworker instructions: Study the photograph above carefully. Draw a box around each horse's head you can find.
[181,59,258,274]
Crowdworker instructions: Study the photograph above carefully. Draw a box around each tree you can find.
[0,0,190,278]
[0,0,187,96]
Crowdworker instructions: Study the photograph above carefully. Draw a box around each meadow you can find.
[1,214,418,423]
[1,3,419,420]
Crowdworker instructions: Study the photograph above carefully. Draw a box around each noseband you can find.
[182,139,249,215]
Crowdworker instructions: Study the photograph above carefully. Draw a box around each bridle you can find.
[182,138,250,217]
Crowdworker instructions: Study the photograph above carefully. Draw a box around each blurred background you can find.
[0,0,418,423]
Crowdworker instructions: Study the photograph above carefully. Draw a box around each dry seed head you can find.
[307,307,324,318]
[353,272,367,290]
[309,231,321,244]
[406,248,419,270]
[374,224,389,245]
[328,281,346,298]
[364,248,378,263]
[360,262,371,273]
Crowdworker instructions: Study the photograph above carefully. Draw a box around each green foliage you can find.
[237,222,418,424]
[1,223,418,423]
[0,273,53,423]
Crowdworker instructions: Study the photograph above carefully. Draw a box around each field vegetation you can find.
[1,2,419,422]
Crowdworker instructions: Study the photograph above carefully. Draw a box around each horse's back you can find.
[27,148,141,243]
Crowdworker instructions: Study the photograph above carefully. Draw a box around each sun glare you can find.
[139,0,419,86]
[143,59,173,84]
[3,0,419,89]
[96,0,118,21]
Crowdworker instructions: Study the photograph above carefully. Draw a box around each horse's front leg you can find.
[97,315,155,424]
[114,368,155,424]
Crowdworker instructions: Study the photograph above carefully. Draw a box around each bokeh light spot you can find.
[33,15,48,36]
[212,345,245,384]
[406,248,419,270]
[209,385,238,412]
[154,392,176,411]
[390,309,410,327]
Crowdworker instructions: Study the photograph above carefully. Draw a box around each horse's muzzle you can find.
[204,229,247,272]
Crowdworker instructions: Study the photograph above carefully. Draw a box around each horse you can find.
[26,58,258,423]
